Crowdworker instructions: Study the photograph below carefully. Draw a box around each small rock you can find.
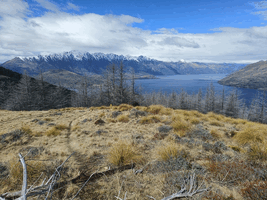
[38,120,47,125]
[31,119,39,122]
[129,109,147,118]
[132,134,144,140]
[47,123,56,126]
[95,119,105,125]
[202,142,214,151]
[158,125,173,133]
[81,119,88,123]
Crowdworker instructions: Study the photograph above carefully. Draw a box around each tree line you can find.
[0,62,266,124]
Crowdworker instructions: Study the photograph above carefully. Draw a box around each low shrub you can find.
[108,141,142,166]
[205,160,255,186]
[240,180,267,200]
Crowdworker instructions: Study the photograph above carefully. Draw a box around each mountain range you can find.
[1,51,248,78]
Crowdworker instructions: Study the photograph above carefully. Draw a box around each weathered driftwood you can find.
[0,152,135,200]
[160,173,211,200]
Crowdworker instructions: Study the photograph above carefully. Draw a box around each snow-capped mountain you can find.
[2,51,248,77]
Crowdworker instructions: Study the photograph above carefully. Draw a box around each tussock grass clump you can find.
[99,112,105,118]
[207,112,225,121]
[108,141,142,166]
[139,115,161,124]
[171,119,192,137]
[209,120,224,127]
[118,104,133,111]
[247,144,267,161]
[135,106,148,112]
[147,105,166,115]
[46,124,68,136]
[4,158,45,191]
[71,125,80,131]
[189,117,200,124]
[156,142,188,161]
[229,145,242,153]
[233,126,265,145]
[46,127,61,136]
[107,118,117,123]
[210,128,221,139]
[20,125,33,135]
[191,110,204,118]
[117,115,130,123]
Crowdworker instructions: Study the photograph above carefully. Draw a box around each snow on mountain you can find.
[1,51,249,77]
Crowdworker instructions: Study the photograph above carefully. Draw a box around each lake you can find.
[134,74,265,107]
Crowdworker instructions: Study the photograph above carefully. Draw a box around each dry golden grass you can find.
[189,117,200,124]
[228,145,242,153]
[171,119,192,137]
[139,115,161,124]
[209,120,224,127]
[71,125,80,131]
[107,118,117,123]
[135,106,148,112]
[44,117,52,122]
[3,157,45,191]
[247,143,267,161]
[99,112,105,118]
[20,125,33,135]
[191,110,204,118]
[117,115,129,123]
[210,128,221,139]
[118,104,133,111]
[46,127,61,136]
[156,142,188,161]
[147,105,167,115]
[108,141,142,166]
[233,125,265,145]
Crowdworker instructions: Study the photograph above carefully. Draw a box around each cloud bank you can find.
[0,0,266,64]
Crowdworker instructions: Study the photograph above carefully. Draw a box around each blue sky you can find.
[0,0,267,63]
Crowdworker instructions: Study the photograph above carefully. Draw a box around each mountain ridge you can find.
[1,51,249,78]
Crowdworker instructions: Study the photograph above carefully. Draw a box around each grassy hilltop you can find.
[0,104,267,199]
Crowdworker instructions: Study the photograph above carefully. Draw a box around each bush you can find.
[108,141,142,166]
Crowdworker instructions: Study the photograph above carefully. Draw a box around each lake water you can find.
[135,74,265,107]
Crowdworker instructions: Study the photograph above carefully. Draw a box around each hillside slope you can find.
[218,60,267,90]
[0,105,267,199]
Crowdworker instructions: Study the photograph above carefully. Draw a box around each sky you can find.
[0,0,267,64]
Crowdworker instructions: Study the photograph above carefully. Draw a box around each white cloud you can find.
[66,2,80,11]
[0,0,266,64]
